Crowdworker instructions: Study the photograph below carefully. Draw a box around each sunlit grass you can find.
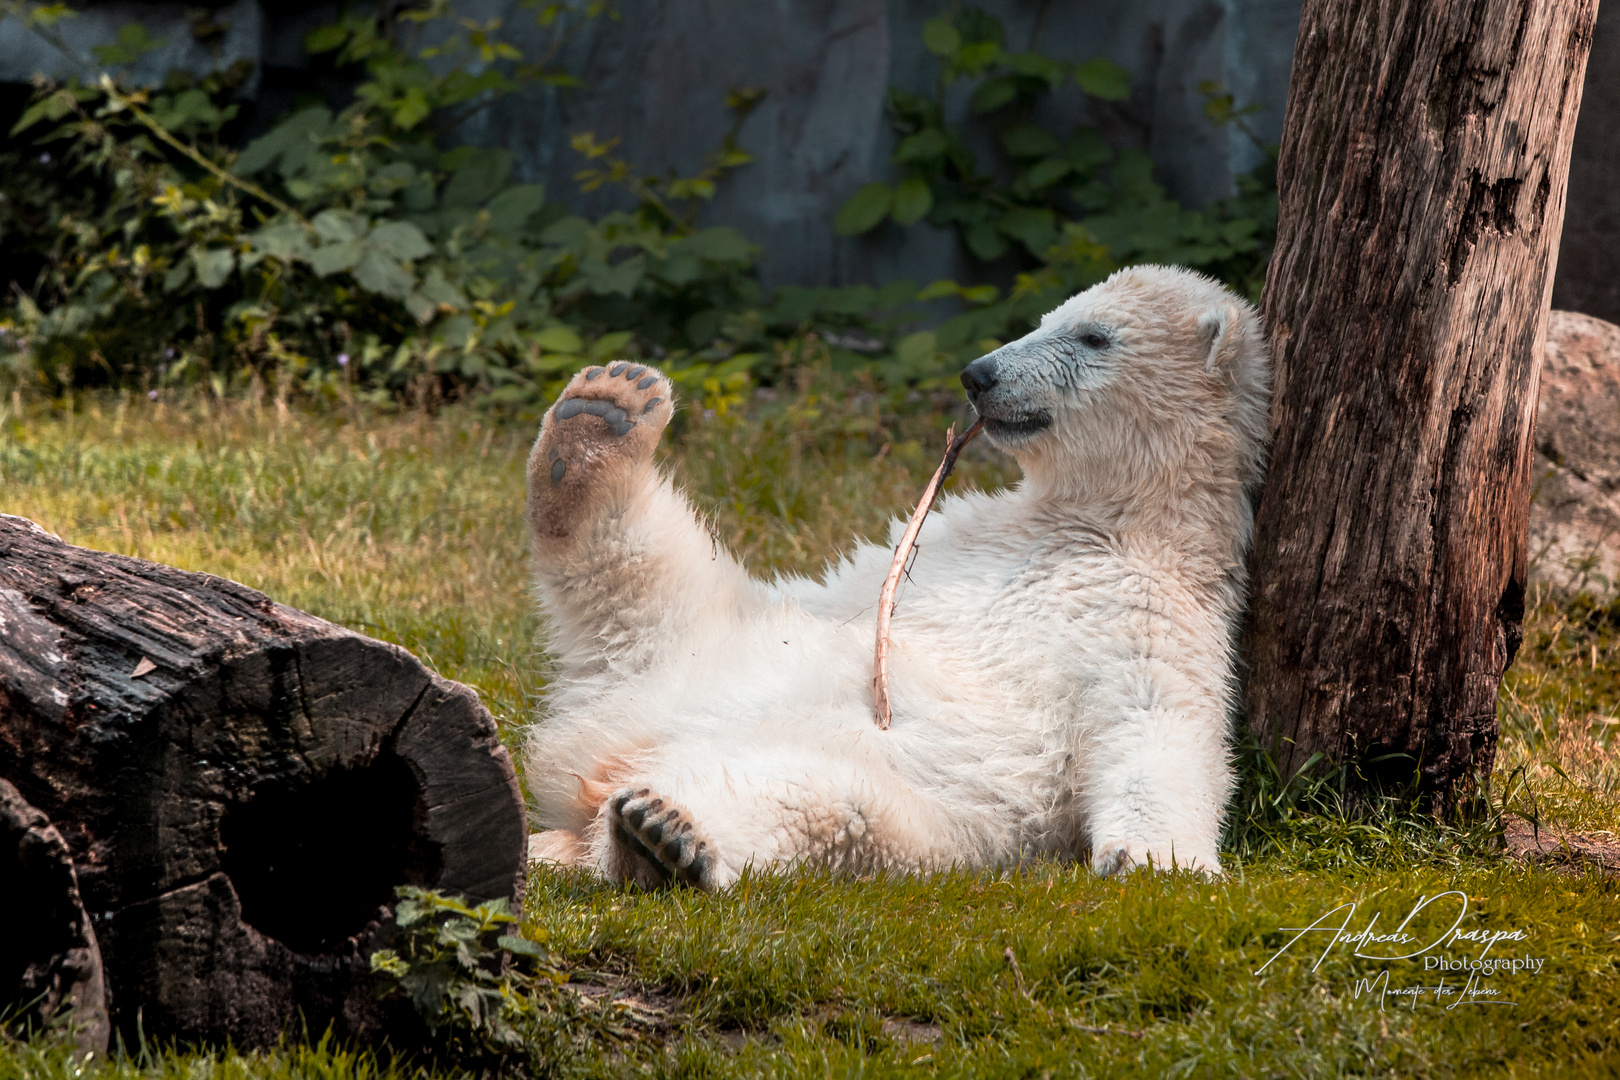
[3,385,1620,1078]
[1498,585,1620,835]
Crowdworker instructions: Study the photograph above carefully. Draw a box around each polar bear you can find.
[522,265,1270,886]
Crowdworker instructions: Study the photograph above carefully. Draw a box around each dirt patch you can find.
[1501,813,1620,874]
[882,1018,944,1044]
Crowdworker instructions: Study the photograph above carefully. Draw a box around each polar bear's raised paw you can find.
[527,363,675,541]
[609,787,717,889]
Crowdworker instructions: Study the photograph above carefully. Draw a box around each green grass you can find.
[3,383,1619,1078]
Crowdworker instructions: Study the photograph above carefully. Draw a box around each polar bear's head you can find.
[960,265,1271,511]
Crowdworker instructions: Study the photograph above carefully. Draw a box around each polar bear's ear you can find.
[1198,303,1242,375]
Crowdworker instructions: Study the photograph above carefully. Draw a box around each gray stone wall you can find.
[1553,2,1620,325]
[0,0,1612,311]
[0,1,263,92]
[451,0,1304,287]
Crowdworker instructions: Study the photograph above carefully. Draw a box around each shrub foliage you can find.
[0,1,1276,405]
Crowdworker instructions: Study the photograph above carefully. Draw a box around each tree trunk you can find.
[1244,0,1599,803]
[0,778,108,1054]
[0,514,527,1048]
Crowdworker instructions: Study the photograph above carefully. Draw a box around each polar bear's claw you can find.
[1091,846,1138,877]
[609,787,715,889]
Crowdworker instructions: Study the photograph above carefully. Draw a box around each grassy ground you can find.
[2,382,1619,1078]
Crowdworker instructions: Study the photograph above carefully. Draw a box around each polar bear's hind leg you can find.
[609,787,718,889]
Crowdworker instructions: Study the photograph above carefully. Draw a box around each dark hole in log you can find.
[220,753,442,954]
[0,833,76,1019]
[0,842,55,1008]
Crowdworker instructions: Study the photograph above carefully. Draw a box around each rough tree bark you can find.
[0,515,527,1048]
[0,778,108,1054]
[1244,0,1599,802]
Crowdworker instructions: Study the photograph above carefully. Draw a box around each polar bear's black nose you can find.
[960,356,998,402]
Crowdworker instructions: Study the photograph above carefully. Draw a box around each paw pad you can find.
[609,787,713,888]
[553,397,634,436]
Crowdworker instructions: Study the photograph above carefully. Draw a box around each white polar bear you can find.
[522,265,1271,886]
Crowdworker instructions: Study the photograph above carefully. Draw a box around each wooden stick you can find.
[872,417,984,729]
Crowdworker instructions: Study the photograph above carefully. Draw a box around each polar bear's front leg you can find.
[527,364,761,677]
[1084,698,1230,877]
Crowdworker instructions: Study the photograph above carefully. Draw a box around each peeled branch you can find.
[872,417,985,729]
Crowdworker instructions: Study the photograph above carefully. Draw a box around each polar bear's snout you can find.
[958,354,998,402]
[958,342,1063,444]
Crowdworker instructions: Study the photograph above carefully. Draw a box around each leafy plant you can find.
[0,0,769,403]
[838,7,1278,322]
[0,1,1278,406]
[369,887,568,1054]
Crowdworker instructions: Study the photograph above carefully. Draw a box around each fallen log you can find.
[0,515,527,1049]
[0,778,108,1053]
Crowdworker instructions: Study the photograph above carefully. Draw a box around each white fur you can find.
[524,265,1271,883]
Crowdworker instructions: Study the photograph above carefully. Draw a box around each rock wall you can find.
[0,1,1613,306]
[1,0,1304,289]
[1531,311,1620,594]
[1553,3,1620,325]
[449,0,1305,287]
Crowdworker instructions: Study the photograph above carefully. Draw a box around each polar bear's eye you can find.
[1080,330,1110,350]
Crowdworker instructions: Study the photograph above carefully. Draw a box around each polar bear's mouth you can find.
[980,410,1052,441]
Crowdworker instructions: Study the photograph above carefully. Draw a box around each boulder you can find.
[1530,310,1620,592]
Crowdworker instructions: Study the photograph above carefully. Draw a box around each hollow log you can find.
[0,778,108,1053]
[0,514,527,1048]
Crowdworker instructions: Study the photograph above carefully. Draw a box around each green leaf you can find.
[922,18,961,58]
[247,222,312,262]
[304,24,349,53]
[310,240,365,276]
[92,23,166,68]
[970,77,1020,114]
[539,216,591,250]
[533,325,583,353]
[368,161,418,196]
[233,108,333,177]
[162,260,191,293]
[1075,58,1132,101]
[368,220,433,261]
[417,266,465,310]
[1008,51,1066,87]
[405,291,437,323]
[1020,157,1072,191]
[150,88,228,134]
[681,226,754,262]
[496,935,545,958]
[583,254,644,296]
[189,246,234,289]
[588,331,635,360]
[389,86,432,130]
[1001,126,1059,159]
[964,219,1009,261]
[890,176,933,226]
[485,184,548,232]
[957,41,1001,73]
[893,129,948,165]
[1067,127,1113,170]
[313,208,368,244]
[896,330,937,371]
[11,90,74,136]
[354,248,416,300]
[998,207,1058,254]
[440,148,513,209]
[834,183,893,236]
